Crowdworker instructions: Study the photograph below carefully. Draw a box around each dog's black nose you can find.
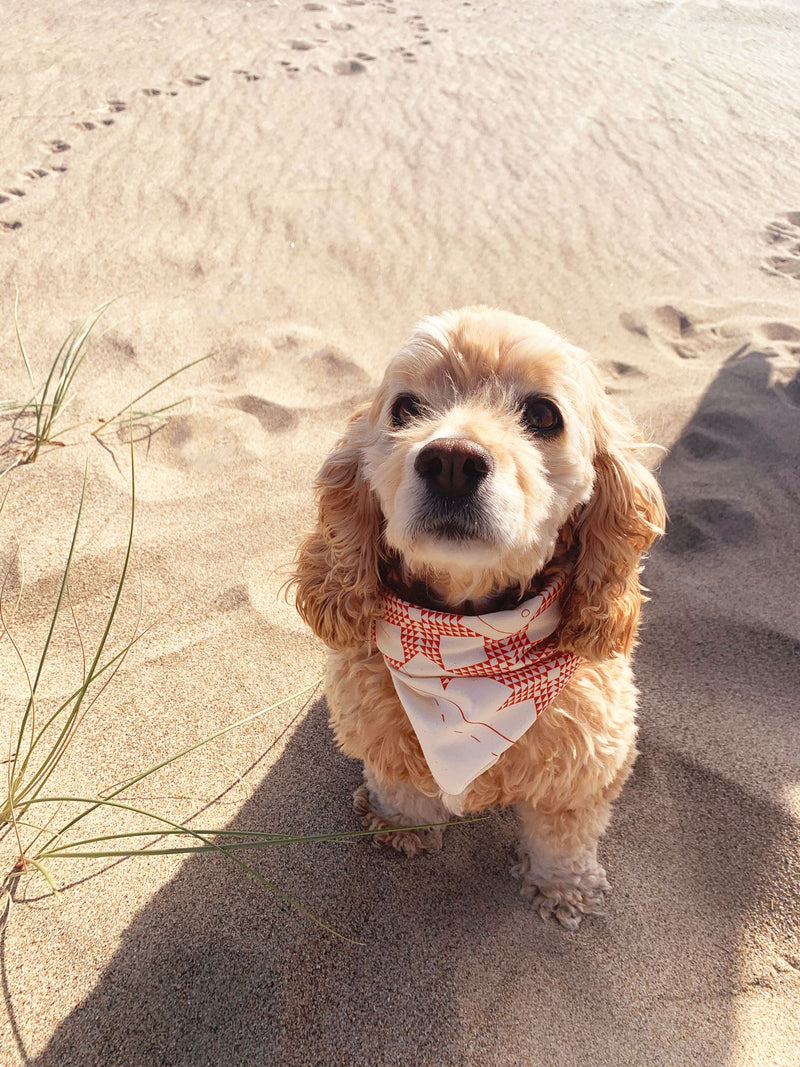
[414,439,493,498]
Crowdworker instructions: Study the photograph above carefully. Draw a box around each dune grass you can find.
[0,455,341,935]
[0,455,463,941]
[8,296,114,467]
[3,297,210,472]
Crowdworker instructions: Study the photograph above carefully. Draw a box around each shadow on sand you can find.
[26,348,800,1065]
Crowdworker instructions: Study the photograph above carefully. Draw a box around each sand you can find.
[1,0,798,1063]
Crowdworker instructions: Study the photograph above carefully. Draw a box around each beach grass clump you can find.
[0,458,335,932]
[9,296,114,466]
[0,459,459,940]
[2,297,210,473]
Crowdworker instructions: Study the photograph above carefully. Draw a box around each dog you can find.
[291,306,665,929]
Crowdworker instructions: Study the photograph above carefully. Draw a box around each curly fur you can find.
[291,306,665,929]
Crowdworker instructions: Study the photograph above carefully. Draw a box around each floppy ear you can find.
[559,397,666,661]
[291,405,385,650]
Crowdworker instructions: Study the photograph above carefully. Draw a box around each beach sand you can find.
[1,0,798,1063]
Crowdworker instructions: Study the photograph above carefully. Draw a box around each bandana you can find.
[374,573,581,796]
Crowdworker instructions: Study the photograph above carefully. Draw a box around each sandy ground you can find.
[1,0,799,1063]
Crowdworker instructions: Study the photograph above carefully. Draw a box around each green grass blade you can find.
[16,622,155,792]
[51,676,321,846]
[6,467,88,795]
[34,333,74,448]
[29,860,61,898]
[13,438,135,807]
[47,301,116,429]
[29,794,360,942]
[136,399,186,418]
[93,353,212,436]
[41,817,485,858]
[13,294,42,434]
[103,678,321,801]
[15,298,117,460]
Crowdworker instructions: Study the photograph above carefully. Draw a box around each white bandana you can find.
[374,573,581,796]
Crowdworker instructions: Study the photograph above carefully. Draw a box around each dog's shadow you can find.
[29,347,800,1066]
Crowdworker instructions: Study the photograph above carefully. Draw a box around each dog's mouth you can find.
[408,496,495,545]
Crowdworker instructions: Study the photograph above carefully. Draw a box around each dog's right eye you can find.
[391,394,423,428]
[521,396,563,437]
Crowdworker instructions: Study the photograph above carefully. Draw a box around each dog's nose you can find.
[414,439,493,498]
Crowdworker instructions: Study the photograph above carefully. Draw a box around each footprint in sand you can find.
[620,303,779,362]
[73,118,115,131]
[610,360,646,378]
[0,184,26,230]
[752,322,800,408]
[211,330,371,411]
[333,59,368,75]
[228,395,299,433]
[600,360,647,394]
[94,329,138,363]
[299,347,371,391]
[389,43,416,57]
[0,98,128,233]
[213,583,252,613]
[665,498,759,556]
[620,304,725,360]
[622,301,800,409]
[675,411,758,463]
[762,212,800,282]
[756,321,800,346]
[0,77,212,235]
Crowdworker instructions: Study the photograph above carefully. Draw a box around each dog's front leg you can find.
[512,799,613,931]
[354,767,450,857]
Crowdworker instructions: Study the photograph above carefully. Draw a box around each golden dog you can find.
[292,306,665,929]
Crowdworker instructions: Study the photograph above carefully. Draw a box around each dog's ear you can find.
[559,393,665,661]
[291,405,384,650]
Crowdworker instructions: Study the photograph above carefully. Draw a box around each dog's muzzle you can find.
[411,438,495,542]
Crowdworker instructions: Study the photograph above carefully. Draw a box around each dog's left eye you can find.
[391,394,423,427]
[521,396,563,437]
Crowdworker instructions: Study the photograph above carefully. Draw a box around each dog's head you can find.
[292,307,665,660]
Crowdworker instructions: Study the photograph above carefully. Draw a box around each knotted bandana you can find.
[374,573,581,796]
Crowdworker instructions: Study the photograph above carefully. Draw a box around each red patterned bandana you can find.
[374,572,581,796]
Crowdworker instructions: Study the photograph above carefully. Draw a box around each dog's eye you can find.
[391,394,423,428]
[521,397,563,437]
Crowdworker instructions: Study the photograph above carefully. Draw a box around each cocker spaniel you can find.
[292,307,665,929]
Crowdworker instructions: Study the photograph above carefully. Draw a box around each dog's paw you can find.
[352,784,443,857]
[511,858,610,931]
